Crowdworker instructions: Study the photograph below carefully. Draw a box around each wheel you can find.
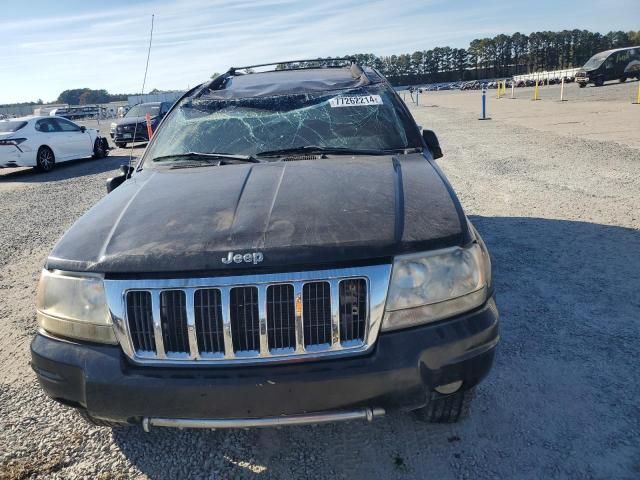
[579,83,586,88]
[115,142,127,148]
[594,78,604,87]
[412,388,475,423]
[619,76,627,83]
[35,146,55,172]
[76,409,129,428]
[92,138,106,159]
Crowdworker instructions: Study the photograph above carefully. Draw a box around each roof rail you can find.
[228,57,356,75]
[199,58,367,96]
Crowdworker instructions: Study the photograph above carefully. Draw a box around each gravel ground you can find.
[1,98,639,479]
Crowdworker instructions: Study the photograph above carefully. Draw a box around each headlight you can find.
[36,270,117,344]
[382,243,490,331]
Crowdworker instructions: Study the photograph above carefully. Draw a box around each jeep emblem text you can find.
[221,251,264,265]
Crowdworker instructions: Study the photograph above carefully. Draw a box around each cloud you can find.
[0,0,637,103]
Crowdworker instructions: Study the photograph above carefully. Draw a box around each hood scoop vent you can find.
[282,154,321,162]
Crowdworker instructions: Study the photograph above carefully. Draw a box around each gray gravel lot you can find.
[0,93,639,479]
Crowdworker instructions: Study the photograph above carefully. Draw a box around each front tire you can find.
[619,76,627,83]
[35,146,55,172]
[115,142,127,149]
[413,388,475,423]
[579,83,586,88]
[76,409,129,429]
[594,78,604,87]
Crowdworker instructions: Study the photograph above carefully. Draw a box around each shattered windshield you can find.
[583,52,609,70]
[143,84,418,165]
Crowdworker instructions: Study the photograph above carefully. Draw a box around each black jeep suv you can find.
[31,60,499,430]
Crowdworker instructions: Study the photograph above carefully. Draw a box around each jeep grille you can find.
[105,265,391,365]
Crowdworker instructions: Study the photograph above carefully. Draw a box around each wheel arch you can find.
[38,143,57,158]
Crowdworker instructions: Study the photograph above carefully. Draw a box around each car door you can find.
[616,51,629,78]
[52,118,92,160]
[34,118,64,158]
[602,55,616,81]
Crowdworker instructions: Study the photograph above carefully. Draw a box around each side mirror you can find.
[422,129,443,159]
[80,126,86,133]
[106,164,134,193]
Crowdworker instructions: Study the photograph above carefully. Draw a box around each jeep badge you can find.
[221,251,264,265]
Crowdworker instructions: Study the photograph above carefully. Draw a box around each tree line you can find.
[282,30,640,85]
[55,88,129,106]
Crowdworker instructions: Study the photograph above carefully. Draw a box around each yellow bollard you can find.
[532,79,540,101]
[497,82,501,99]
[634,82,640,104]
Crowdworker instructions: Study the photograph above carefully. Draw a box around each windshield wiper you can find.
[152,152,261,163]
[256,146,413,157]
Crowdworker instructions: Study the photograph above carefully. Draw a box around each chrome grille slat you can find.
[339,279,367,343]
[329,280,340,348]
[230,286,260,353]
[219,287,234,359]
[160,290,189,354]
[185,289,199,359]
[267,284,296,351]
[194,288,224,355]
[110,265,391,366]
[303,282,331,347]
[151,291,166,358]
[126,291,155,352]
[257,285,269,355]
[293,283,304,353]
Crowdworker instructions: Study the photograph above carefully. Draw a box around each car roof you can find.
[596,45,640,56]
[198,65,385,100]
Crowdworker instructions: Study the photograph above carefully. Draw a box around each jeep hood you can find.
[48,155,468,274]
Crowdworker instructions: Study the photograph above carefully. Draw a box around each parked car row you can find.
[406,46,639,93]
[0,100,177,173]
[409,76,579,93]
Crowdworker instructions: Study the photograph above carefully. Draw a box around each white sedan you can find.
[0,116,108,172]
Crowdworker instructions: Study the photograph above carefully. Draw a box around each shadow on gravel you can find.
[110,216,640,479]
[0,155,133,184]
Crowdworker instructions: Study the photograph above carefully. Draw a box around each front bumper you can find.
[113,129,149,143]
[31,298,499,425]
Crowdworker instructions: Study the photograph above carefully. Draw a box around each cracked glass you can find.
[143,84,417,165]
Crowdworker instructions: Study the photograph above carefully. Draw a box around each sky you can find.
[1,0,638,104]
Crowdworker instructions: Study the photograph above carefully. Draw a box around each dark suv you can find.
[110,101,172,147]
[576,46,640,87]
[31,60,499,430]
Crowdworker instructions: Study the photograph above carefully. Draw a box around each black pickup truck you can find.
[31,60,499,430]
